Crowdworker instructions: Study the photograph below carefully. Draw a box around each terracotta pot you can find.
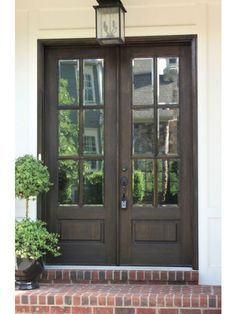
[15,258,44,290]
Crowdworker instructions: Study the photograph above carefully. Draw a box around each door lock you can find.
[120,176,128,209]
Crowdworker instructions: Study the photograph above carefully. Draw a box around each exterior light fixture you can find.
[94,0,127,45]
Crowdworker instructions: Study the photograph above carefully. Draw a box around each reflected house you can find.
[133,58,179,205]
[59,59,104,165]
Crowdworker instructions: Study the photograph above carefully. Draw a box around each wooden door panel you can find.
[44,45,118,264]
[119,43,194,266]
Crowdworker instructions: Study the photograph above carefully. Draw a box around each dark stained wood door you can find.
[42,37,196,266]
[119,43,195,266]
[44,45,118,264]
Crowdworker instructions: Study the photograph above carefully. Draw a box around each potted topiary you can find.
[15,155,60,290]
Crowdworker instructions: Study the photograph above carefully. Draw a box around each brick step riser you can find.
[40,269,199,285]
[15,306,221,314]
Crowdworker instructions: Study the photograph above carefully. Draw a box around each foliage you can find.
[58,79,75,105]
[15,219,60,260]
[133,170,145,203]
[83,170,104,204]
[58,160,78,204]
[15,155,52,201]
[15,155,52,218]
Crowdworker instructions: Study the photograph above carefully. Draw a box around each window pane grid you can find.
[57,59,105,207]
[131,56,180,207]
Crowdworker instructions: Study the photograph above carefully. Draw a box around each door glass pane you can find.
[58,60,79,105]
[158,108,179,155]
[83,59,104,106]
[83,160,104,205]
[157,57,179,104]
[58,110,79,156]
[132,58,154,105]
[83,110,104,155]
[58,160,79,205]
[133,109,154,155]
[133,160,154,205]
[157,159,179,205]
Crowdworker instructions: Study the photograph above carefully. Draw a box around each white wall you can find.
[15,0,221,284]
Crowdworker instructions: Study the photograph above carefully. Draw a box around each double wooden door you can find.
[43,38,196,266]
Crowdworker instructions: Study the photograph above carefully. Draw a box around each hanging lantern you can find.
[94,0,127,45]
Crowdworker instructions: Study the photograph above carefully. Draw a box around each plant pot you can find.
[15,258,44,290]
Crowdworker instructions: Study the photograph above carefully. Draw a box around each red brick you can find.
[191,295,199,307]
[202,311,221,314]
[173,294,182,307]
[145,271,152,280]
[149,295,156,307]
[159,310,178,314]
[153,271,160,280]
[115,309,135,314]
[98,295,106,305]
[94,308,113,314]
[132,295,140,306]
[160,271,168,281]
[192,271,199,282]
[55,295,63,305]
[180,310,201,314]
[30,295,38,304]
[114,270,121,281]
[200,295,208,307]
[39,295,46,304]
[106,270,113,280]
[30,306,50,313]
[182,295,191,307]
[73,295,81,305]
[165,295,173,306]
[72,308,92,314]
[92,271,99,281]
[137,270,145,280]
[50,306,71,313]
[107,295,115,306]
[157,295,165,307]
[129,270,136,280]
[15,305,32,313]
[137,309,156,314]
[63,271,70,282]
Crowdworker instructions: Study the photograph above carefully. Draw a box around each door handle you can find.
[120,176,128,209]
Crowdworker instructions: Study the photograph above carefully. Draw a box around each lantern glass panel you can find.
[120,7,125,42]
[97,7,120,40]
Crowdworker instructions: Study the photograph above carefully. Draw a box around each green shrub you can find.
[15,219,60,260]
[15,155,52,218]
[133,170,145,203]
[83,171,103,204]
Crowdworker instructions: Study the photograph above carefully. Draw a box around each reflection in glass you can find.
[83,59,104,105]
[83,160,104,205]
[58,160,79,205]
[157,159,179,205]
[158,57,179,104]
[133,109,154,155]
[158,109,179,155]
[83,110,104,155]
[58,60,79,105]
[58,110,79,156]
[133,160,154,205]
[132,58,154,105]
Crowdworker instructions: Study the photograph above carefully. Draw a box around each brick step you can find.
[40,268,199,285]
[15,283,221,314]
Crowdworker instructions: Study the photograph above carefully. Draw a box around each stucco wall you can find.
[15,0,221,284]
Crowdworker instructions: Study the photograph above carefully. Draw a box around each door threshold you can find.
[44,265,193,271]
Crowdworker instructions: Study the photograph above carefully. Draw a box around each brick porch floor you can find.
[15,283,221,314]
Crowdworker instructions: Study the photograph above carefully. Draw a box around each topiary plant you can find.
[15,219,60,260]
[15,154,52,218]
